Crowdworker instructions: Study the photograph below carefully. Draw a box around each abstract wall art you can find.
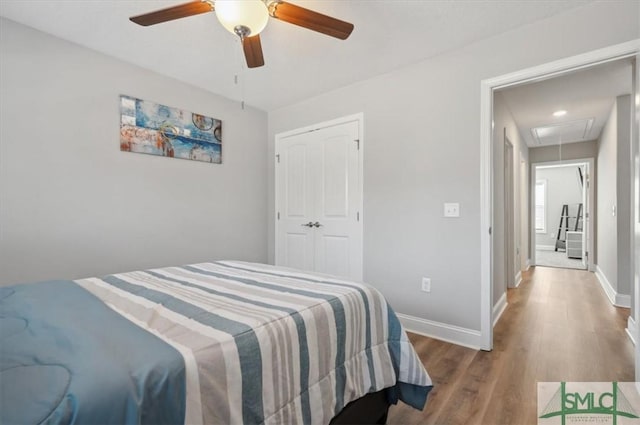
[120,95,222,164]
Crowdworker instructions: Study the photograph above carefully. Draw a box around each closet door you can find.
[313,121,362,280]
[275,134,315,272]
[275,118,362,280]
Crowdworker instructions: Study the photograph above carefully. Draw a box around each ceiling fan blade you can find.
[270,1,354,40]
[242,35,265,68]
[130,1,214,26]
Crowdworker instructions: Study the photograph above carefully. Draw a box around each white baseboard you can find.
[514,271,522,288]
[627,316,637,346]
[617,294,631,308]
[595,265,631,308]
[536,245,556,251]
[396,313,481,350]
[525,259,531,271]
[493,292,508,328]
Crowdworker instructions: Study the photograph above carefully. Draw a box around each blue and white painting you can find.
[120,95,222,164]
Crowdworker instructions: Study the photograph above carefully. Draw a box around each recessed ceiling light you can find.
[553,110,567,117]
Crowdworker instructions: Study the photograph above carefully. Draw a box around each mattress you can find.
[0,261,432,424]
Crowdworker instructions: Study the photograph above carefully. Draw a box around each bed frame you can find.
[330,389,390,424]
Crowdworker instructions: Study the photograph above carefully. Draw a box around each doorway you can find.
[274,114,364,281]
[531,161,593,271]
[479,40,640,351]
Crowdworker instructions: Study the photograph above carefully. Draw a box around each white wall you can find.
[617,95,632,298]
[535,166,584,248]
[267,1,638,332]
[597,95,632,297]
[0,19,268,285]
[492,91,529,307]
[596,100,618,291]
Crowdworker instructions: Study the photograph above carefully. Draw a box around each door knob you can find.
[301,222,314,228]
[312,222,323,228]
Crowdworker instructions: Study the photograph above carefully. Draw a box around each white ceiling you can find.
[0,0,594,112]
[498,58,633,148]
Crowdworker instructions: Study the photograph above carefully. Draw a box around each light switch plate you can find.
[444,203,460,217]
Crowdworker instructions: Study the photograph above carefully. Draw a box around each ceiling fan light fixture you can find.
[130,0,354,69]
[215,0,269,37]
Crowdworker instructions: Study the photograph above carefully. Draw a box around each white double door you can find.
[275,119,362,281]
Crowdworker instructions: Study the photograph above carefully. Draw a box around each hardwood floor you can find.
[387,266,634,425]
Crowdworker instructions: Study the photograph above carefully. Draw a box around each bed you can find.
[0,261,432,424]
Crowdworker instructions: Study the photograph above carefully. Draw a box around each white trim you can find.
[617,294,631,308]
[627,316,637,346]
[481,39,640,352]
[633,48,640,383]
[493,292,508,328]
[274,113,364,281]
[274,113,364,139]
[396,313,481,350]
[595,265,631,308]
[525,259,531,271]
[486,40,639,91]
[480,64,494,351]
[514,271,522,288]
[536,245,556,251]
[535,178,547,234]
[537,163,592,170]
[595,265,617,305]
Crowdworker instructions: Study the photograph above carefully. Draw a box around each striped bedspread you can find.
[76,261,433,424]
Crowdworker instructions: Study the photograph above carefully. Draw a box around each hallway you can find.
[387,266,634,424]
[534,249,585,270]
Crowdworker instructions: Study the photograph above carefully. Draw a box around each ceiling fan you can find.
[129,0,354,69]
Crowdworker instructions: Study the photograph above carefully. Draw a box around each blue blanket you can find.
[0,280,185,425]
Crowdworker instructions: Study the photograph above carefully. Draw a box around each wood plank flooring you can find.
[387,266,634,425]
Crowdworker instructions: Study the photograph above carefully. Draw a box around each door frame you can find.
[504,136,515,288]
[480,39,640,351]
[274,113,364,280]
[529,159,595,272]
[632,52,640,383]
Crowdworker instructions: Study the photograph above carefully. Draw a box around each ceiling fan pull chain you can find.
[233,43,246,111]
[234,73,245,110]
[240,58,246,110]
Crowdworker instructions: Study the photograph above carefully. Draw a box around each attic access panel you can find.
[530,118,595,146]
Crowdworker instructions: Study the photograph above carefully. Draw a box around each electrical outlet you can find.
[421,277,431,293]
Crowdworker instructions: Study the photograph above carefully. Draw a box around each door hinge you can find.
[276,154,280,163]
[354,139,360,150]
[357,211,360,221]
[277,212,280,220]
[489,227,492,235]
[585,212,589,219]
